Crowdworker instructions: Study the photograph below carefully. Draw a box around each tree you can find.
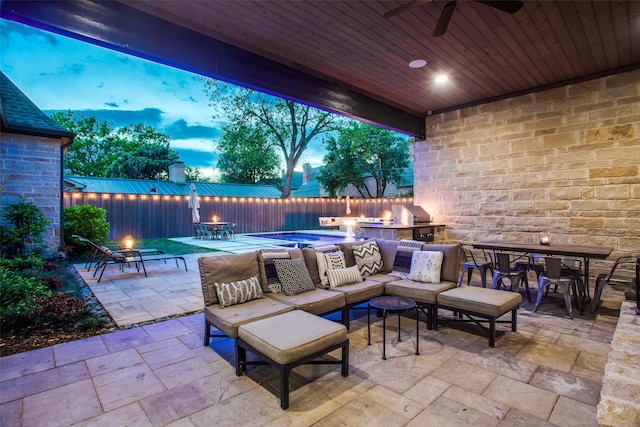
[50,110,126,177]
[216,121,281,185]
[203,80,339,197]
[105,132,179,179]
[318,122,410,198]
[51,111,204,180]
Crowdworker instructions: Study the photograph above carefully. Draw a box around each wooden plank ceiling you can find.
[123,0,640,116]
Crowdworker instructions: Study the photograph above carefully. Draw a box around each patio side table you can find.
[367,295,419,360]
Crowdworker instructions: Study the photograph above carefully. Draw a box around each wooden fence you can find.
[64,193,415,240]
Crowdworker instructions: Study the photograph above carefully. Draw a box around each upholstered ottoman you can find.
[236,310,349,409]
[436,287,522,347]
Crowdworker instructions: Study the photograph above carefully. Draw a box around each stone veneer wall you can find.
[0,132,63,252]
[414,68,640,275]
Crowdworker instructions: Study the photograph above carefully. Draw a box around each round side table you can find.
[367,295,419,360]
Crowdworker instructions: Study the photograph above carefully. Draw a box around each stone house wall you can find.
[0,132,63,252]
[413,69,640,274]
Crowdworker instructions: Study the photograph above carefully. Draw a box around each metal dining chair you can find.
[458,245,494,288]
[492,252,531,302]
[592,255,637,313]
[535,257,578,318]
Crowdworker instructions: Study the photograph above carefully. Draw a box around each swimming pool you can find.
[247,232,358,247]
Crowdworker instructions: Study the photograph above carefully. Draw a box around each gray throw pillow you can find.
[274,258,316,296]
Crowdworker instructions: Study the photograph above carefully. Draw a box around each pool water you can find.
[248,232,357,247]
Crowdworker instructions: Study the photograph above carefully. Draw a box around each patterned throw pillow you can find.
[389,240,424,279]
[215,275,264,308]
[326,265,363,288]
[274,258,317,296]
[353,240,383,277]
[258,249,291,293]
[316,251,346,287]
[409,251,444,284]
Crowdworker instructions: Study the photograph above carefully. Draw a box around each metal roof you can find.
[0,71,75,139]
[65,176,282,198]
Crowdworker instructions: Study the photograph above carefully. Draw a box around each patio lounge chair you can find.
[91,245,187,283]
[72,235,164,271]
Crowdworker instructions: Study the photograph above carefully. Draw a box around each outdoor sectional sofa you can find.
[198,238,521,408]
[199,237,521,346]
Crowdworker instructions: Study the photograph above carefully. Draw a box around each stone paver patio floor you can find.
[0,235,629,426]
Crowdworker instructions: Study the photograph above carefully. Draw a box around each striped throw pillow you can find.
[215,275,264,308]
[316,251,346,287]
[258,249,291,293]
[327,265,363,288]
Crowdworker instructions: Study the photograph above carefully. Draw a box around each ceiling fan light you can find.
[409,59,427,68]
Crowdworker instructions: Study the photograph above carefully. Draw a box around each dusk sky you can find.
[0,18,329,178]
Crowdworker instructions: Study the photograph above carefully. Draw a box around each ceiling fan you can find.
[384,0,524,37]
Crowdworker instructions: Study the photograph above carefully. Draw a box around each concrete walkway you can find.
[0,235,629,426]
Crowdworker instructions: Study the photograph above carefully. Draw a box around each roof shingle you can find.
[0,71,75,139]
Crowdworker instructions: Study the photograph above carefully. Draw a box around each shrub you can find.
[64,204,110,253]
[0,197,50,258]
[0,270,52,329]
[0,255,43,272]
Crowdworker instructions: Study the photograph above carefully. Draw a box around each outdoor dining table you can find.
[472,241,613,314]
[200,222,232,240]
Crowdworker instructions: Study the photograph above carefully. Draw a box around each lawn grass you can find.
[106,238,219,255]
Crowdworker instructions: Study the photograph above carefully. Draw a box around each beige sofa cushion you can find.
[238,310,347,365]
[203,298,294,338]
[199,252,260,305]
[437,287,522,317]
[385,279,456,304]
[327,278,385,304]
[266,289,345,315]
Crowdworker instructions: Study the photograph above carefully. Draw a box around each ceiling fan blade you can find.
[384,0,433,19]
[432,1,457,37]
[475,1,524,14]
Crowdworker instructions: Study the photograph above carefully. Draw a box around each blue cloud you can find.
[174,148,218,167]
[45,108,164,128]
[164,119,220,140]
[104,102,119,108]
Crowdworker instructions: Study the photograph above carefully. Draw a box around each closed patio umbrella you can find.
[188,183,200,223]
[345,195,351,215]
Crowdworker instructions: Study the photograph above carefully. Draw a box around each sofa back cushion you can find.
[376,239,400,273]
[198,252,260,305]
[420,244,461,283]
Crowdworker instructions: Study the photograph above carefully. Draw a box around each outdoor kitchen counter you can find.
[361,223,446,242]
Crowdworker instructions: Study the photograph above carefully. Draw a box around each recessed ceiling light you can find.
[435,74,448,83]
[409,59,427,68]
